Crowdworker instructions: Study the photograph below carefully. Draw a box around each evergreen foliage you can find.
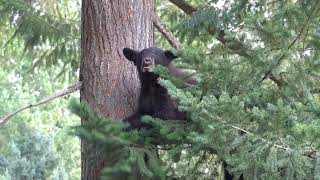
[69,100,168,180]
[1,0,320,179]
[0,127,67,180]
[0,0,81,179]
[0,0,80,76]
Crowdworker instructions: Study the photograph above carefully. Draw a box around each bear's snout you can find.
[141,57,155,72]
[143,57,153,65]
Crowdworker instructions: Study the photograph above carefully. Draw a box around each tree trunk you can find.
[80,0,154,179]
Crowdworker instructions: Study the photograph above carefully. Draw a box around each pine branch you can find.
[0,82,82,126]
[168,0,314,89]
[208,116,319,159]
[5,0,79,40]
[259,0,320,84]
[168,0,251,58]
[229,125,290,151]
[32,15,80,40]
[153,10,318,159]
[230,125,318,159]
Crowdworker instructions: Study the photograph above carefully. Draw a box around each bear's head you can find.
[123,47,177,74]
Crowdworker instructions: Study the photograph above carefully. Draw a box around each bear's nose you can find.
[144,58,152,65]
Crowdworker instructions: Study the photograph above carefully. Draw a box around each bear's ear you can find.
[123,48,138,64]
[164,50,178,62]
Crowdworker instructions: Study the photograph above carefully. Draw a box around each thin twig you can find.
[229,125,290,151]
[0,81,82,126]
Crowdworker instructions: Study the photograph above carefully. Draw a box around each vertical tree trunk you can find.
[80,0,154,179]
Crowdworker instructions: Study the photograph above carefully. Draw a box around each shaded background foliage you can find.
[0,0,80,179]
[1,0,320,179]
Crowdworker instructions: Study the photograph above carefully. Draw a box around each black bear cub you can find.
[122,47,187,129]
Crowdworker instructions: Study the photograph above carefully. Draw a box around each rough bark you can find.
[80,0,154,179]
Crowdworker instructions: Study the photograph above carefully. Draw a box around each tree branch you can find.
[168,0,197,15]
[153,14,182,49]
[153,14,198,86]
[167,0,249,56]
[169,0,250,58]
[0,81,82,126]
